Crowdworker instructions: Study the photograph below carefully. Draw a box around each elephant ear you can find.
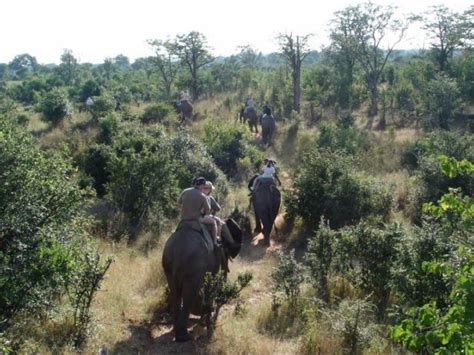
[224,218,242,258]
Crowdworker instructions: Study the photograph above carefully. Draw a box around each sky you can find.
[0,0,471,64]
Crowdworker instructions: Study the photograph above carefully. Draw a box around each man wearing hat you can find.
[177,177,219,246]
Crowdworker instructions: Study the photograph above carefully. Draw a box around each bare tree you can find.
[330,2,409,119]
[422,5,474,71]
[172,31,214,100]
[277,33,312,113]
[147,39,179,99]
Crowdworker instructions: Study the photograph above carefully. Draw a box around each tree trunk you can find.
[293,65,301,113]
[368,81,378,117]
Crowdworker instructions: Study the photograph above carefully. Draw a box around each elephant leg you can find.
[175,274,202,342]
[254,209,262,233]
[165,271,181,332]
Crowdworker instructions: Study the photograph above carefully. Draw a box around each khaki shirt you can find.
[178,187,210,221]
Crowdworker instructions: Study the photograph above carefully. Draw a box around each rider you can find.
[177,177,219,247]
[250,159,281,194]
[202,181,224,244]
[180,90,191,103]
[244,97,255,114]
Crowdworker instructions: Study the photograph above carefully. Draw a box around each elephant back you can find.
[254,182,281,219]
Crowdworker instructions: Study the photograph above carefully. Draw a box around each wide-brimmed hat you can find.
[205,181,214,190]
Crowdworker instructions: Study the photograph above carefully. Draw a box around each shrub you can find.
[271,250,305,309]
[391,157,474,354]
[140,103,172,124]
[287,149,393,230]
[203,119,263,178]
[79,79,101,102]
[169,133,228,195]
[39,87,71,125]
[422,74,462,129]
[80,144,112,197]
[98,112,120,144]
[89,94,115,119]
[317,123,370,156]
[401,131,474,171]
[0,118,108,348]
[104,125,180,236]
[201,271,252,338]
[336,221,404,319]
[305,218,336,301]
[392,222,453,308]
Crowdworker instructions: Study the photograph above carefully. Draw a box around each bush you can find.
[401,131,474,171]
[104,124,180,236]
[80,144,112,197]
[337,221,404,319]
[391,157,474,354]
[422,74,462,129]
[39,87,71,125]
[392,222,453,307]
[169,133,228,195]
[271,250,305,309]
[317,122,370,156]
[79,79,101,102]
[201,271,252,338]
[0,118,108,348]
[203,119,263,178]
[98,112,120,144]
[305,218,336,301]
[140,103,172,124]
[287,149,393,230]
[89,94,115,119]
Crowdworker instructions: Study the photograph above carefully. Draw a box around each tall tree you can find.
[422,5,474,72]
[277,33,311,113]
[57,49,78,85]
[172,31,214,100]
[8,54,38,79]
[330,2,408,119]
[147,39,179,99]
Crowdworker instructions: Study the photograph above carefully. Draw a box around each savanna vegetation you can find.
[1,2,473,354]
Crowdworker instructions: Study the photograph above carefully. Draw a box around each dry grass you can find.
[83,236,168,354]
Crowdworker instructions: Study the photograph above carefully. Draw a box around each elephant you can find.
[162,218,242,342]
[172,100,193,124]
[261,114,276,146]
[238,107,259,133]
[249,176,281,246]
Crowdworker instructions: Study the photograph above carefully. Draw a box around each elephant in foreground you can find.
[261,114,276,145]
[249,176,281,246]
[238,107,259,133]
[162,219,242,342]
[172,100,193,124]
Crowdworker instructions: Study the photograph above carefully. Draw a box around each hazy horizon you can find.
[1,0,471,65]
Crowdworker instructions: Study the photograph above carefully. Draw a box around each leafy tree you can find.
[113,54,130,68]
[39,87,72,125]
[0,118,109,348]
[147,39,180,99]
[89,94,115,119]
[391,157,474,354]
[330,2,409,118]
[277,33,312,113]
[287,149,392,230]
[421,5,474,71]
[172,31,214,100]
[56,49,78,85]
[140,103,172,124]
[8,54,38,79]
[104,125,180,235]
[423,74,462,129]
